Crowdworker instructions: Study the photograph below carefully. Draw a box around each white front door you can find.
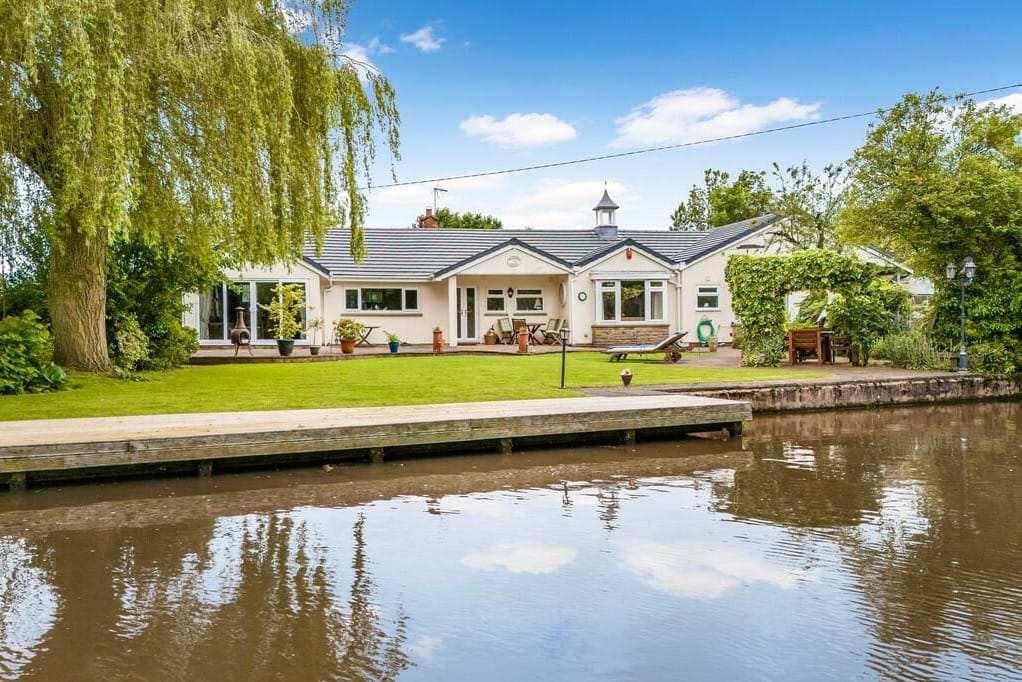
[457,287,477,342]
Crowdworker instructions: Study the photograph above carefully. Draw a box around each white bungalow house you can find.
[183,191,789,348]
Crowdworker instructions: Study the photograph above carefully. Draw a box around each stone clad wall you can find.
[672,376,1022,412]
[592,325,670,347]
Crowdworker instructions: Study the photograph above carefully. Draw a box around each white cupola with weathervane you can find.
[593,189,619,240]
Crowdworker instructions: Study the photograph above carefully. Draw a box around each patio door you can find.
[457,287,477,342]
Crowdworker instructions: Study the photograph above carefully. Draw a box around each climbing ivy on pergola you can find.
[724,250,875,366]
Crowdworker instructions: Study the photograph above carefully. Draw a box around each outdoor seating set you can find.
[495,317,566,345]
[787,327,851,364]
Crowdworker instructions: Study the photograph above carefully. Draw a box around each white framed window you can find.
[344,287,420,312]
[697,285,720,310]
[515,288,544,312]
[486,288,506,313]
[597,280,667,323]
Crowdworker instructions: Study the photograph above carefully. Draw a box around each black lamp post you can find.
[945,256,976,372]
[559,326,570,388]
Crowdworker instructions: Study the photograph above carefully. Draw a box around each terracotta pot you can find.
[517,329,529,353]
[340,339,356,354]
[432,330,444,353]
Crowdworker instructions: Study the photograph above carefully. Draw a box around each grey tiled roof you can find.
[305,215,777,280]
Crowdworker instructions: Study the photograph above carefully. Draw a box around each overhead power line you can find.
[369,82,1022,190]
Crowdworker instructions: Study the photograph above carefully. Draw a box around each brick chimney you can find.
[421,208,439,229]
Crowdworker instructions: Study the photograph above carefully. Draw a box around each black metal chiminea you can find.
[230,306,252,356]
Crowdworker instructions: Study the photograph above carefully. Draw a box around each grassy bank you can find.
[0,352,823,421]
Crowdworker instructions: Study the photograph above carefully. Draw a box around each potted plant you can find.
[334,318,363,354]
[307,316,323,355]
[259,283,306,356]
[385,331,401,353]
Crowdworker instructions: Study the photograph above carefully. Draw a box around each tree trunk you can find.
[48,222,110,371]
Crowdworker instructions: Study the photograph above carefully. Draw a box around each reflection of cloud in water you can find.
[408,635,443,660]
[462,542,577,574]
[0,538,59,678]
[619,540,806,599]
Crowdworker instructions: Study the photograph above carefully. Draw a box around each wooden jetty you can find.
[0,395,750,488]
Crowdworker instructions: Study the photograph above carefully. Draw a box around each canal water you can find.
[0,401,1019,681]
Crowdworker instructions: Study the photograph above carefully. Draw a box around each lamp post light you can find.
[945,256,976,372]
[559,326,570,389]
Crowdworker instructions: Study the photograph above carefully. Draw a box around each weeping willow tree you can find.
[0,0,399,371]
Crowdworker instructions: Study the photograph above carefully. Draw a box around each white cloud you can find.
[504,180,629,212]
[462,541,577,574]
[612,87,820,148]
[619,540,808,600]
[368,36,395,55]
[461,113,577,148]
[400,25,445,52]
[339,43,380,79]
[981,92,1022,113]
[497,179,637,229]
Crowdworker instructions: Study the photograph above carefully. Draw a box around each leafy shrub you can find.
[870,332,948,370]
[140,323,199,370]
[334,318,364,341]
[111,314,149,370]
[827,280,910,366]
[967,341,1019,375]
[0,310,67,394]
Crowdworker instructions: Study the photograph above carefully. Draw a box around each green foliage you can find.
[725,250,874,366]
[769,162,848,251]
[307,315,324,346]
[0,310,66,394]
[260,283,307,340]
[870,332,949,371]
[671,169,773,231]
[418,207,503,229]
[386,330,401,343]
[1,0,400,369]
[106,233,219,370]
[822,280,909,365]
[144,324,199,371]
[967,341,1019,375]
[111,314,149,371]
[334,318,364,341]
[841,89,1022,374]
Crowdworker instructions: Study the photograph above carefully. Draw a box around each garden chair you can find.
[541,318,562,344]
[511,318,527,344]
[496,317,516,344]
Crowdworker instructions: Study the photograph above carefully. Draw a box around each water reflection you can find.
[0,402,1018,680]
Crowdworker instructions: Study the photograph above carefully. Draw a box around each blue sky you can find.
[341,1,1021,230]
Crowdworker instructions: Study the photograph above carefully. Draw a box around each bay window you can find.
[597,279,666,323]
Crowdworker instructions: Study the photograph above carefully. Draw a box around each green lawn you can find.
[0,352,828,421]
